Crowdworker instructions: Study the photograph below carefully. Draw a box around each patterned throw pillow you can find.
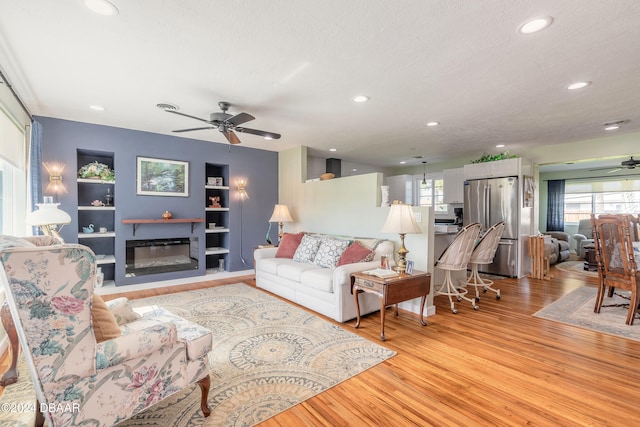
[293,235,322,264]
[314,238,352,268]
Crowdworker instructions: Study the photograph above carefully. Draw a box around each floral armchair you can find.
[0,236,212,427]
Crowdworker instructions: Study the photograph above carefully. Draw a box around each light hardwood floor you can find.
[3,265,640,425]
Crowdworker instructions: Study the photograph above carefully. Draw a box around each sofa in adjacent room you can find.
[254,232,394,322]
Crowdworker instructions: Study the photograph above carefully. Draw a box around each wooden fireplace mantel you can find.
[121,218,204,236]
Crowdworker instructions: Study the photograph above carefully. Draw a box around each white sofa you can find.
[254,235,394,322]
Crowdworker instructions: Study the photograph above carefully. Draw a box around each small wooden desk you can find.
[351,270,431,341]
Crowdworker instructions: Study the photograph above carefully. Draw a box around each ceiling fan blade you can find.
[172,126,216,133]
[221,130,242,145]
[166,110,212,124]
[235,126,281,139]
[226,112,255,126]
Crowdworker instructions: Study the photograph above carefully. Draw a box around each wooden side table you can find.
[351,270,431,341]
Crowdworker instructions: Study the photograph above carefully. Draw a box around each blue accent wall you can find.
[37,116,278,285]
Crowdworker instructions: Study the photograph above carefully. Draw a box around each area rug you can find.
[114,283,396,426]
[533,286,640,341]
[0,357,36,427]
[553,260,598,277]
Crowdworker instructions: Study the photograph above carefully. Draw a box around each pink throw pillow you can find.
[275,232,305,258]
[338,241,374,266]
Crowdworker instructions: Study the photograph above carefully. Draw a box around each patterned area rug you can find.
[534,286,640,341]
[115,283,395,426]
[0,357,36,427]
[553,260,598,277]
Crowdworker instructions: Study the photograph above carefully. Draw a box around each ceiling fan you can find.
[589,156,640,173]
[164,101,281,144]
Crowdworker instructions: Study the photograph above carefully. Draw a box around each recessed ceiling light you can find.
[518,16,553,34]
[604,124,620,131]
[426,121,440,127]
[84,0,119,16]
[353,95,369,103]
[329,148,337,152]
[567,81,591,90]
[89,105,105,111]
[496,144,505,148]
[352,168,358,172]
[400,161,406,164]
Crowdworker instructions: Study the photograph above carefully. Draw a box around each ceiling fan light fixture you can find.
[84,0,119,16]
[518,16,553,34]
[157,103,178,111]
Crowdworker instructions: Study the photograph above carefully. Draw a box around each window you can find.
[564,179,640,223]
[416,176,448,213]
[0,106,27,235]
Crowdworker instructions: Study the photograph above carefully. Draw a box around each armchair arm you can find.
[95,322,179,370]
[254,247,278,261]
[333,260,381,290]
[573,233,588,243]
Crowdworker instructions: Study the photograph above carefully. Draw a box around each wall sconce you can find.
[236,178,249,200]
[43,162,66,193]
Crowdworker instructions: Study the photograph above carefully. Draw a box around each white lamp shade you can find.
[381,203,422,234]
[27,203,72,226]
[269,204,293,223]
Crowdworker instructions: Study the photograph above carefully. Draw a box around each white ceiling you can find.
[1,0,640,169]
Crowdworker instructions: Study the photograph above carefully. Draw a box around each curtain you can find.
[546,179,565,231]
[29,120,43,234]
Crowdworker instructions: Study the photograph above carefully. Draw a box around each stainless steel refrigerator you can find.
[463,176,522,277]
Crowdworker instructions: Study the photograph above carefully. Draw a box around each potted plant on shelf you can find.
[470,151,518,164]
[78,161,115,181]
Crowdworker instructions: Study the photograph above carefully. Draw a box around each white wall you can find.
[278,146,436,315]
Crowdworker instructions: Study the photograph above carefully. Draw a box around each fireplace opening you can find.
[126,237,198,277]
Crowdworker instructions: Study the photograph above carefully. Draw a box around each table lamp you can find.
[381,201,422,272]
[269,204,293,243]
[27,202,71,242]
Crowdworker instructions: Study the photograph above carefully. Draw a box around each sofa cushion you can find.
[338,241,375,266]
[300,268,334,293]
[259,257,299,275]
[293,234,322,263]
[276,232,305,258]
[313,237,352,268]
[278,261,323,282]
[92,294,122,342]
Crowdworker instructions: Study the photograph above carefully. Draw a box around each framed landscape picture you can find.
[137,156,189,197]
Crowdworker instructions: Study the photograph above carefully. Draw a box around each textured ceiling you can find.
[1,0,639,168]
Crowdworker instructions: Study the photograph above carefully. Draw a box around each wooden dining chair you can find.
[590,214,640,325]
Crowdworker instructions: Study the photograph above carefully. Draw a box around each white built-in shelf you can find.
[205,185,229,190]
[99,280,116,289]
[205,247,230,255]
[77,178,116,184]
[205,207,230,212]
[205,228,230,233]
[78,232,116,238]
[78,206,116,211]
[95,255,116,265]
